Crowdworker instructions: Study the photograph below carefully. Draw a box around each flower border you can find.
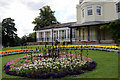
[4,54,96,79]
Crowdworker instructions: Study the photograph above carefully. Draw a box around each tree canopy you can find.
[100,19,120,43]
[2,18,17,46]
[20,32,36,46]
[27,32,36,42]
[32,5,59,30]
[0,23,2,45]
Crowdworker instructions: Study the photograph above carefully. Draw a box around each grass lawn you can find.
[1,46,118,79]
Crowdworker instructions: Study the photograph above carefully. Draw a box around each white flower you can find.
[29,67,33,69]
[35,66,38,69]
[14,54,90,73]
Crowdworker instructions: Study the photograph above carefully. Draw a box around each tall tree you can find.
[27,32,36,42]
[100,19,120,44]
[14,35,21,46]
[32,5,59,30]
[2,18,17,47]
[0,23,2,46]
[20,35,27,46]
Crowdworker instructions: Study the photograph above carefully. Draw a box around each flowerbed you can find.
[54,45,120,53]
[54,45,120,49]
[1,45,120,57]
[0,49,38,57]
[4,53,96,79]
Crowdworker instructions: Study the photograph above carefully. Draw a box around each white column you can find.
[50,30,52,42]
[58,30,59,41]
[53,31,54,41]
[36,32,39,42]
[44,32,45,42]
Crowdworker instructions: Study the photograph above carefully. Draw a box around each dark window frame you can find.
[116,2,120,13]
[87,6,93,16]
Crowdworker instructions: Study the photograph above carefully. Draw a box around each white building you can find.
[35,0,120,44]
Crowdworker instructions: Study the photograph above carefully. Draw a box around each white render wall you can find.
[77,1,118,24]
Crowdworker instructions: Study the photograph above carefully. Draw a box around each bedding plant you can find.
[4,53,96,79]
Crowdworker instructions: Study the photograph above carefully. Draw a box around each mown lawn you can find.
[1,46,119,80]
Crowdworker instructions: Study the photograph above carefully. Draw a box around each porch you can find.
[35,21,113,44]
[36,27,70,42]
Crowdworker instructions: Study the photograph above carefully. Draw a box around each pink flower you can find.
[67,54,74,56]
[39,57,42,60]
[24,56,28,58]
[9,62,13,65]
[9,68,12,71]
[11,65,14,68]
[59,55,66,58]
[7,62,10,65]
[78,54,81,57]
[87,58,93,62]
[80,56,85,61]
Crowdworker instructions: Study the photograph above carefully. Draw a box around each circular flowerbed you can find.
[4,53,96,79]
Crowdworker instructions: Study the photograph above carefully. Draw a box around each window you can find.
[72,28,76,38]
[87,6,93,16]
[96,6,102,15]
[82,9,84,18]
[90,28,93,41]
[116,2,120,13]
[62,30,64,39]
[83,29,85,40]
[61,30,66,39]
[64,30,66,38]
[59,30,62,39]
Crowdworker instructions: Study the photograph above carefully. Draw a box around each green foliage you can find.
[20,35,27,46]
[20,32,36,46]
[2,18,19,47]
[99,24,109,30]
[0,23,2,41]
[32,5,59,30]
[100,19,120,41]
[109,19,120,41]
[27,32,36,42]
[14,35,21,46]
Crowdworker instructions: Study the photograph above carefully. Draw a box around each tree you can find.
[20,32,36,46]
[27,32,36,42]
[100,19,120,44]
[32,5,59,30]
[20,35,27,46]
[0,23,2,46]
[14,35,21,46]
[2,18,17,47]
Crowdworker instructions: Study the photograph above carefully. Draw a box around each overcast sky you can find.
[0,0,79,37]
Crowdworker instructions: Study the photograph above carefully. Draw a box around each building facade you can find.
[36,23,73,42]
[35,0,120,44]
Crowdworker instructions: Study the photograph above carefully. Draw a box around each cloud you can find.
[20,0,49,11]
[49,0,78,23]
[0,0,78,37]
[0,0,39,37]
